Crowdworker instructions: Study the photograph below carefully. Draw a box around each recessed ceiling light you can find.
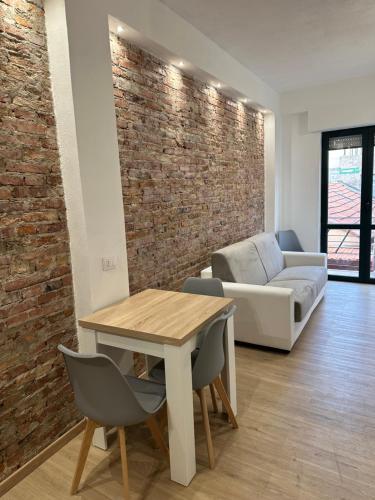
[242,98,248,103]
[178,61,184,67]
[215,82,221,89]
[117,26,124,34]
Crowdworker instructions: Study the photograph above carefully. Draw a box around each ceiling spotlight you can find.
[117,26,124,34]
[215,82,221,89]
[178,61,184,67]
[242,98,248,103]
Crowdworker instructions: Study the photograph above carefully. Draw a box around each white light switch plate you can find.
[102,256,116,271]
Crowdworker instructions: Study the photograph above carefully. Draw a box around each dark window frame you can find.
[321,125,375,283]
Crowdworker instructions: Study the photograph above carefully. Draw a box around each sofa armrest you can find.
[201,267,295,349]
[222,282,294,348]
[201,266,293,302]
[283,251,327,268]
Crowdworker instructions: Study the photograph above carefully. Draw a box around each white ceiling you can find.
[160,0,375,92]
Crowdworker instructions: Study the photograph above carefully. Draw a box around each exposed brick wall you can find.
[0,0,79,481]
[111,36,264,293]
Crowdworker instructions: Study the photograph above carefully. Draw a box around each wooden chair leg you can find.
[158,403,168,433]
[213,376,239,429]
[117,427,130,500]
[70,419,98,495]
[146,415,169,460]
[209,383,218,413]
[196,388,215,469]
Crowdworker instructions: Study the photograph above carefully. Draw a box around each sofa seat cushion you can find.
[212,239,268,285]
[249,232,284,281]
[266,279,316,322]
[271,266,327,296]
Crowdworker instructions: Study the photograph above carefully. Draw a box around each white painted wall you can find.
[281,113,321,251]
[45,0,131,356]
[44,0,282,353]
[281,73,375,251]
[282,73,375,132]
[264,113,280,232]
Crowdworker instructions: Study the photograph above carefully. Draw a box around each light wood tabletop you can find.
[79,288,233,346]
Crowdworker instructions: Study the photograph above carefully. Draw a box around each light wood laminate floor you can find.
[5,281,375,499]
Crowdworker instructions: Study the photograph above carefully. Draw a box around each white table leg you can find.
[144,355,161,375]
[221,315,237,415]
[164,340,196,486]
[99,344,134,375]
[92,425,108,450]
[79,328,108,450]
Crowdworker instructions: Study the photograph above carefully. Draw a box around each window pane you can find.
[327,228,360,277]
[328,142,362,224]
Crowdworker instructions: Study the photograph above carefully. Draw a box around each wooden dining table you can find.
[78,288,236,486]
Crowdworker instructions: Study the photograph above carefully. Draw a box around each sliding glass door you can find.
[321,126,375,282]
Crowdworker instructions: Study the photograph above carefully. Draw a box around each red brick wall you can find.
[111,36,265,293]
[0,0,79,481]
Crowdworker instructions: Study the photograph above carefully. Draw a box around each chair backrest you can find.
[182,277,225,350]
[192,305,236,390]
[277,230,304,252]
[58,345,148,427]
[182,277,224,297]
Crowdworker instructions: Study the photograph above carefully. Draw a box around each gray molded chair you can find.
[149,291,238,469]
[277,229,304,252]
[181,277,225,414]
[182,276,224,297]
[58,345,168,499]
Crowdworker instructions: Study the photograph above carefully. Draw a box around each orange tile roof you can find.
[328,183,362,268]
[328,182,361,224]
[327,182,375,272]
[329,181,375,223]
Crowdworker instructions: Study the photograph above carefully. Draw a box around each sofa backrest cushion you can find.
[212,239,268,285]
[249,232,284,281]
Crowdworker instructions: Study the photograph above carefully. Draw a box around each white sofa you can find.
[201,232,327,351]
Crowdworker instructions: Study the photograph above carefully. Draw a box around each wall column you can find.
[44,0,130,352]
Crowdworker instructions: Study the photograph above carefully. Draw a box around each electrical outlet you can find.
[102,257,116,271]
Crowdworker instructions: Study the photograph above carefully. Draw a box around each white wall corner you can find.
[44,0,130,352]
[264,113,276,232]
